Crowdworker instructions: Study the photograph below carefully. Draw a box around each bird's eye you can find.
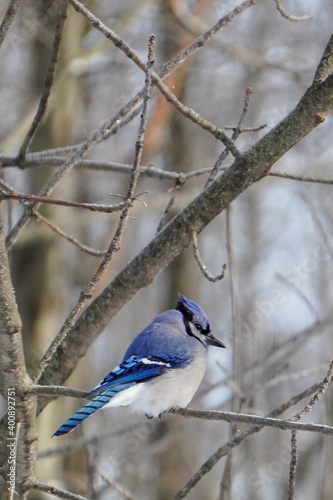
[194,323,202,331]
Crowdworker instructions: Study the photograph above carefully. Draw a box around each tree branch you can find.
[17,0,69,160]
[0,214,37,497]
[33,482,90,500]
[33,33,155,384]
[33,55,333,407]
[172,408,333,435]
[172,363,333,499]
[0,0,21,48]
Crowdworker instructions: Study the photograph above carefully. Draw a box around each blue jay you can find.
[53,294,225,436]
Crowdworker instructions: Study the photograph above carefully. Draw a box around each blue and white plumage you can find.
[53,294,225,437]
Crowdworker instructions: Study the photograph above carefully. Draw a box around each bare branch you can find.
[275,0,313,22]
[269,170,333,185]
[160,0,259,78]
[0,0,21,47]
[34,482,90,500]
[172,364,333,499]
[3,153,333,186]
[100,473,136,500]
[0,188,134,213]
[169,0,302,76]
[276,272,319,321]
[32,212,107,257]
[152,75,242,158]
[172,408,333,435]
[289,361,333,422]
[70,0,242,159]
[33,60,333,412]
[314,34,333,84]
[17,0,69,159]
[39,422,144,459]
[33,34,155,386]
[205,87,254,186]
[288,430,298,500]
[156,176,186,233]
[0,153,212,180]
[31,385,87,399]
[0,216,37,496]
[192,231,227,282]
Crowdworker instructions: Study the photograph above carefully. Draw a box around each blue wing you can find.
[53,355,188,437]
[86,355,173,397]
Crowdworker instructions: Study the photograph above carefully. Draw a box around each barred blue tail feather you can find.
[52,384,134,436]
[52,355,175,437]
[52,295,226,437]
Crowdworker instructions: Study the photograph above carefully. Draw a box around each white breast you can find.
[104,354,207,417]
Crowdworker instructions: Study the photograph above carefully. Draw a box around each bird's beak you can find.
[206,332,226,348]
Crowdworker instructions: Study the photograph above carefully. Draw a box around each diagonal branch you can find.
[0,0,21,47]
[17,0,69,160]
[33,34,155,384]
[33,482,90,500]
[69,0,242,158]
[172,362,333,499]
[32,56,333,409]
[4,0,259,248]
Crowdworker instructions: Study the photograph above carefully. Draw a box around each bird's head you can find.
[176,294,225,349]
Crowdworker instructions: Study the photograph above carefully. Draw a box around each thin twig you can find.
[276,273,319,321]
[288,430,298,500]
[153,75,241,158]
[39,422,143,459]
[5,0,260,248]
[159,0,259,79]
[275,0,313,22]
[33,212,107,257]
[0,0,21,47]
[264,365,328,389]
[6,109,141,249]
[33,35,155,385]
[299,191,333,259]
[0,153,213,180]
[169,0,301,76]
[172,364,333,499]
[4,154,333,186]
[223,124,266,133]
[237,313,333,395]
[173,407,333,435]
[289,361,333,422]
[156,176,186,233]
[219,453,232,500]
[100,473,136,500]
[70,0,242,159]
[269,170,333,185]
[34,482,90,500]
[205,87,253,186]
[32,362,333,436]
[18,0,69,160]
[34,374,330,470]
[0,189,134,213]
[219,205,238,500]
[192,231,227,282]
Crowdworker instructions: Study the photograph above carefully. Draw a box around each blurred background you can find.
[0,0,332,499]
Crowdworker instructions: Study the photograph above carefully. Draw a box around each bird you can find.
[53,294,225,437]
